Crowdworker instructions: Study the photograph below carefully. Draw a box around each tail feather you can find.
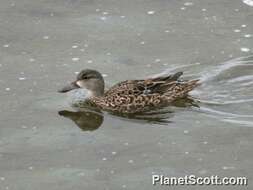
[153,71,183,82]
[169,71,183,81]
[150,72,184,93]
[148,72,199,100]
[176,79,200,98]
[164,79,200,99]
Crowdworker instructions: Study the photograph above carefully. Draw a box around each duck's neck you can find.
[89,84,104,97]
[84,80,105,97]
[92,89,104,97]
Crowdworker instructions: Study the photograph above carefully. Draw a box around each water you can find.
[0,0,253,189]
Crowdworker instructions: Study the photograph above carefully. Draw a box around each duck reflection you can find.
[58,97,198,131]
[58,109,103,131]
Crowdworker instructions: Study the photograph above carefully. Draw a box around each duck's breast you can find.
[67,88,93,107]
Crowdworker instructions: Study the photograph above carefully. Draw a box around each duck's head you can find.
[58,69,105,96]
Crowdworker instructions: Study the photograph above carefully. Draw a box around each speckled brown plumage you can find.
[90,72,200,113]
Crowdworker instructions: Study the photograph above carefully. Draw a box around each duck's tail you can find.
[178,79,200,97]
[153,71,183,82]
[163,79,200,100]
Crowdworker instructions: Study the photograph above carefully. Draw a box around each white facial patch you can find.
[76,80,83,88]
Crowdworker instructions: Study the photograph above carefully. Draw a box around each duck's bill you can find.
[58,82,80,93]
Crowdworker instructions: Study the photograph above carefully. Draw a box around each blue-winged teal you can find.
[58,69,200,113]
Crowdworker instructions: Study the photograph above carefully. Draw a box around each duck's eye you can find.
[82,76,89,79]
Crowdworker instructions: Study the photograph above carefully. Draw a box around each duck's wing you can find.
[104,80,144,96]
[104,72,186,96]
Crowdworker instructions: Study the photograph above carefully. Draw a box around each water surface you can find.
[0,0,253,189]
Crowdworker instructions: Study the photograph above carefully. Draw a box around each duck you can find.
[58,69,200,114]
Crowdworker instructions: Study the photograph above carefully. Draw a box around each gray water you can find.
[0,0,253,189]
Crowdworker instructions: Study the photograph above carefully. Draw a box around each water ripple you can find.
[196,55,253,126]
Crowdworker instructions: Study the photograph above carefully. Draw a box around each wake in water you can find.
[193,55,253,126]
[153,55,253,126]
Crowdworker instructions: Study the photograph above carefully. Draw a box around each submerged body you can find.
[59,69,199,114]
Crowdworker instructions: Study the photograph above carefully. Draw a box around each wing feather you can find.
[105,72,184,96]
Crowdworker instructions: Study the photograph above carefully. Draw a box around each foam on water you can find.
[244,34,252,38]
[72,57,80,61]
[147,11,155,15]
[241,47,250,52]
[242,0,253,6]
